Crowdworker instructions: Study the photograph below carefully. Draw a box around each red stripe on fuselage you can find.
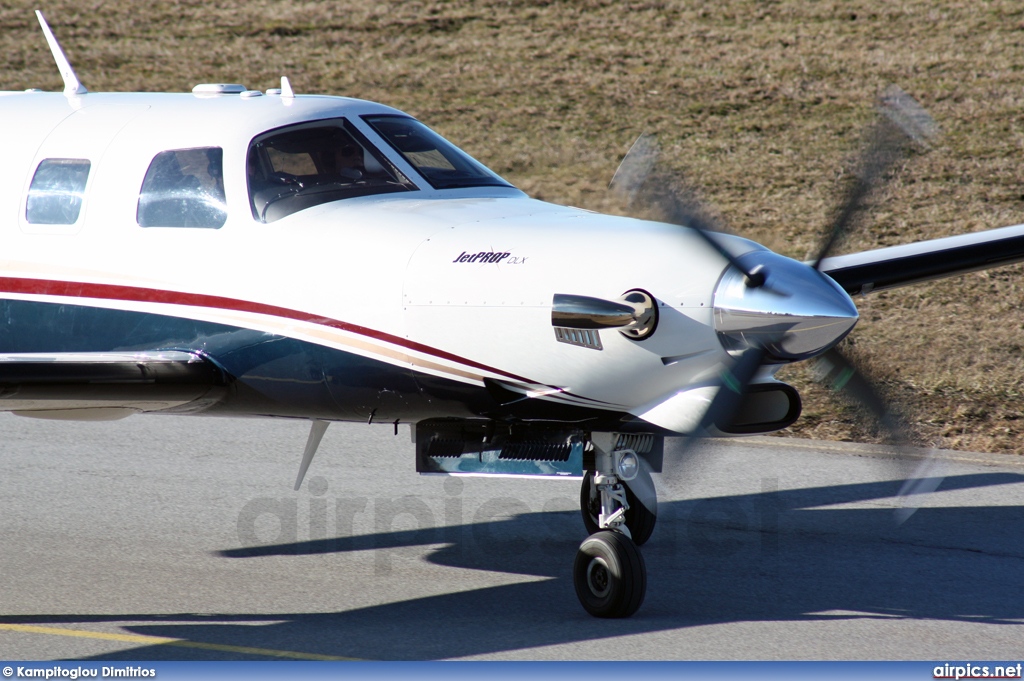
[0,275,536,383]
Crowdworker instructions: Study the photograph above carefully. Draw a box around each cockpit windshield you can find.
[363,115,513,190]
[248,119,415,223]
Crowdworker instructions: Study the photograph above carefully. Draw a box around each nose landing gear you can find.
[572,436,653,618]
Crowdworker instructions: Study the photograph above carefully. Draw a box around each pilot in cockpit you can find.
[327,141,365,183]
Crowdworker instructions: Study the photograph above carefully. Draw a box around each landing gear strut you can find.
[572,435,653,618]
[580,470,656,545]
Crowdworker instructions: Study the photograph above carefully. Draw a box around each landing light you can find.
[615,450,640,481]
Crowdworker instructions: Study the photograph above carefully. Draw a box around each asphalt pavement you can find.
[1,413,1022,660]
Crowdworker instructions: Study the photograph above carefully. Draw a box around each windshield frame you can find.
[361,115,514,191]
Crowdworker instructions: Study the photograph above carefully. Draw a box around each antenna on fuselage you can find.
[35,10,87,96]
[280,76,295,99]
[293,420,329,490]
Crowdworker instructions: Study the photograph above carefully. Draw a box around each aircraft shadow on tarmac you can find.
[5,470,1024,660]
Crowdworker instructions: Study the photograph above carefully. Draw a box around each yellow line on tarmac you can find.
[0,622,359,661]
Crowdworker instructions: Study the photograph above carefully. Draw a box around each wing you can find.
[819,223,1024,295]
[0,350,228,420]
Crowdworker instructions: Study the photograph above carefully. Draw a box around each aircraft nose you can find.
[712,250,859,362]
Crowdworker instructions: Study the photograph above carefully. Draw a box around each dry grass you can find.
[4,1,1024,453]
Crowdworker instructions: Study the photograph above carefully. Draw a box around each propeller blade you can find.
[878,84,939,150]
[811,347,898,435]
[811,346,944,522]
[660,343,770,486]
[612,134,767,288]
[810,85,937,270]
[609,133,658,206]
[894,454,946,524]
[695,344,769,435]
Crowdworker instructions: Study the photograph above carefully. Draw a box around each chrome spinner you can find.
[713,250,860,361]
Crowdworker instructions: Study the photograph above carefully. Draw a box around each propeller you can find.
[614,85,941,518]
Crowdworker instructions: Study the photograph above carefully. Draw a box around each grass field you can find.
[3,1,1024,453]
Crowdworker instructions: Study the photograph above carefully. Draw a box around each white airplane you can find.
[4,12,1024,618]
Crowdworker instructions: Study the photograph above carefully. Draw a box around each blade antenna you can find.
[280,75,295,99]
[294,420,329,490]
[35,11,87,96]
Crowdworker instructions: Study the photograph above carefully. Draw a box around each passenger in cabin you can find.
[152,153,202,196]
[138,148,227,228]
[205,147,225,201]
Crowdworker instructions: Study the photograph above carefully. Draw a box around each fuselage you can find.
[0,87,854,433]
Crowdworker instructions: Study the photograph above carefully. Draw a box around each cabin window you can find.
[362,115,512,190]
[26,159,91,224]
[138,147,227,228]
[248,119,415,223]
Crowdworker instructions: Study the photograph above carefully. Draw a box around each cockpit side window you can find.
[362,115,512,190]
[248,119,415,223]
[26,159,91,225]
[138,147,227,228]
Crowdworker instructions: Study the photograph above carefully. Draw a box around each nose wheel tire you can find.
[574,530,646,618]
[580,470,657,545]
